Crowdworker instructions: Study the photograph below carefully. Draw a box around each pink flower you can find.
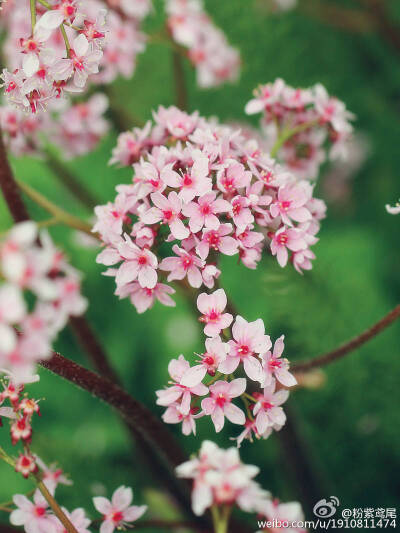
[253,379,289,435]
[216,162,252,193]
[219,316,269,382]
[196,224,238,260]
[245,78,285,114]
[180,337,229,386]
[93,193,137,245]
[10,490,55,533]
[15,453,38,479]
[53,34,102,88]
[182,192,230,233]
[141,191,189,240]
[110,122,152,166]
[176,441,268,516]
[93,486,147,533]
[292,248,315,273]
[201,264,221,289]
[197,288,233,337]
[261,335,297,388]
[156,355,209,415]
[260,499,307,533]
[112,236,158,289]
[229,195,254,231]
[153,106,199,139]
[116,282,176,314]
[160,244,204,288]
[270,184,311,226]
[201,379,246,432]
[162,153,212,202]
[162,404,201,436]
[270,227,307,267]
[35,456,72,492]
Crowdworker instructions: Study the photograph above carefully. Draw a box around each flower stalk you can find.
[270,119,319,158]
[17,180,96,238]
[30,0,37,32]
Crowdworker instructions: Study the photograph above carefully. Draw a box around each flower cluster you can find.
[177,440,306,533]
[246,79,355,180]
[0,376,39,456]
[165,0,240,88]
[156,288,296,444]
[50,93,110,159]
[1,1,106,113]
[0,92,110,159]
[95,106,326,314]
[0,222,87,383]
[10,479,146,533]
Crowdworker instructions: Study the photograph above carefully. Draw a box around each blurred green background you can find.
[1,0,400,530]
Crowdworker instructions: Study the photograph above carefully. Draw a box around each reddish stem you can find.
[40,352,187,468]
[0,133,30,223]
[293,304,400,373]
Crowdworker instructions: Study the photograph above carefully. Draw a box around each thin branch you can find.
[16,180,94,237]
[44,151,100,210]
[0,132,30,223]
[293,304,400,373]
[298,0,376,34]
[102,85,145,131]
[172,49,188,111]
[35,479,78,533]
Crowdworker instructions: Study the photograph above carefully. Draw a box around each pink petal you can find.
[224,403,245,425]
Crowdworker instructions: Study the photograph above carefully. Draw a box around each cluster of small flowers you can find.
[165,0,240,88]
[156,288,296,445]
[10,472,146,533]
[0,375,41,455]
[1,1,105,113]
[0,0,149,113]
[177,440,307,533]
[0,222,87,383]
[95,105,326,314]
[246,78,355,180]
[0,92,110,159]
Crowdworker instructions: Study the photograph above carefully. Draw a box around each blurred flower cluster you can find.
[246,78,355,180]
[0,222,87,383]
[165,0,240,88]
[177,440,306,533]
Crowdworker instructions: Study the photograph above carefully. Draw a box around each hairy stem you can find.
[293,304,400,373]
[40,352,186,468]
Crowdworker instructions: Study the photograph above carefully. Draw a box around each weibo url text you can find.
[257,518,397,529]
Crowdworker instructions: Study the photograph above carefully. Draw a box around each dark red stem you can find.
[40,352,186,467]
[0,133,30,223]
[293,304,400,373]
